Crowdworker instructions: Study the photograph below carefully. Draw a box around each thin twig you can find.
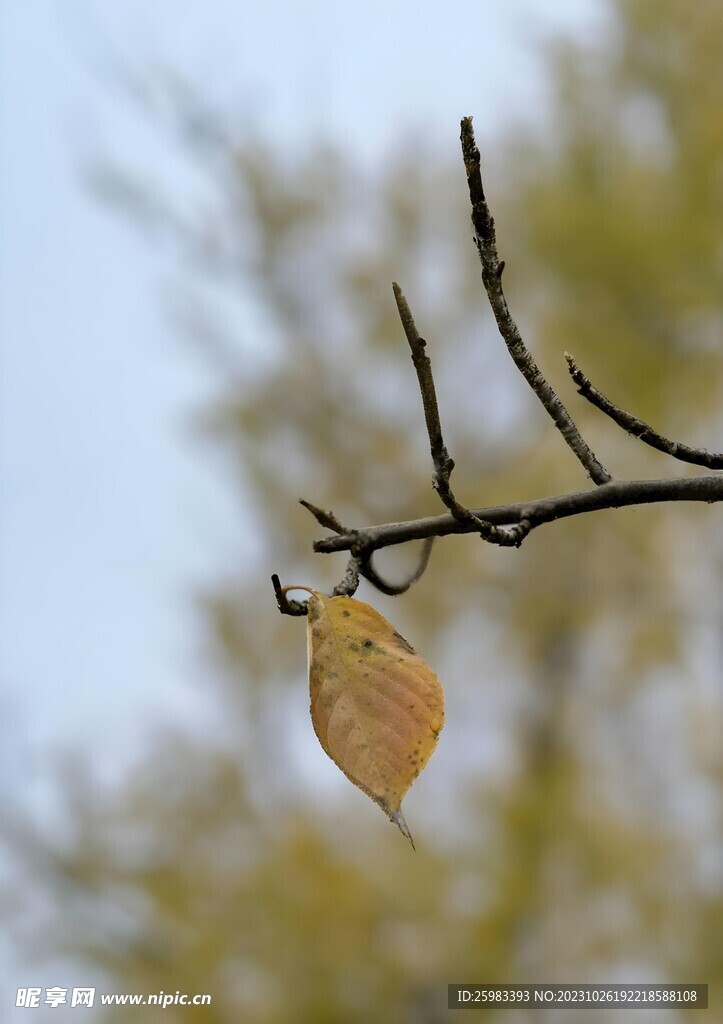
[391,280,452,483]
[359,537,436,596]
[566,354,723,470]
[393,281,537,548]
[392,283,456,508]
[313,474,723,555]
[460,116,612,486]
[299,498,346,533]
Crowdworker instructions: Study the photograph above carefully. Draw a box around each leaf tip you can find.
[389,806,416,850]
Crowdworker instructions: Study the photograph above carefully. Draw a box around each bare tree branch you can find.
[272,117,722,615]
[566,354,723,470]
[313,475,723,555]
[460,116,612,486]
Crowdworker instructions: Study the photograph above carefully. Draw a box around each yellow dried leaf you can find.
[304,590,444,847]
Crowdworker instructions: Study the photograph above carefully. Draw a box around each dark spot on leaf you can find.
[363,639,373,648]
[342,609,351,617]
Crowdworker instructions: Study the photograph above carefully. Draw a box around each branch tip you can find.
[299,498,345,533]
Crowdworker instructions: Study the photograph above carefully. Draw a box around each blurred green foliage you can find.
[8,1,722,1020]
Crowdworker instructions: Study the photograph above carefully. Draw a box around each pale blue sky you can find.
[0,1,607,785]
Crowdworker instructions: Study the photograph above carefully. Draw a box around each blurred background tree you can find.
[6,0,721,1020]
